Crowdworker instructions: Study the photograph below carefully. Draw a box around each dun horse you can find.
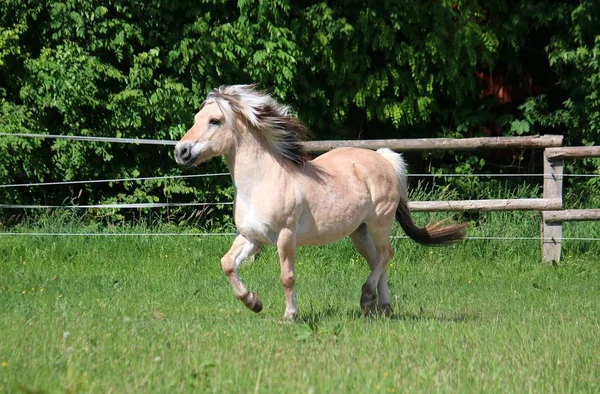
[175,85,466,321]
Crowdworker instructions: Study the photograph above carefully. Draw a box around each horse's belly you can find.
[295,210,364,246]
[295,231,350,246]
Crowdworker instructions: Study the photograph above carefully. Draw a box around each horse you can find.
[174,84,467,321]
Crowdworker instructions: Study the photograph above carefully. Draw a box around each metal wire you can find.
[2,172,599,190]
[408,173,600,178]
[0,173,230,188]
[0,202,232,209]
[0,132,177,146]
[0,232,236,237]
[393,235,600,241]
[0,232,597,241]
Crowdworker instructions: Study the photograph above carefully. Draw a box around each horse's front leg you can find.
[277,228,297,321]
[221,234,263,312]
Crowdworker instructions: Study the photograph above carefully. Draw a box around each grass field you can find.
[1,211,599,393]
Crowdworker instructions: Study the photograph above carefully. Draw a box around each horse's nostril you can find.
[178,145,191,161]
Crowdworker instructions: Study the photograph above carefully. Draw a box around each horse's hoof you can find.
[379,303,392,317]
[250,292,263,313]
[283,311,297,322]
[361,305,377,317]
[243,292,262,313]
[360,288,377,312]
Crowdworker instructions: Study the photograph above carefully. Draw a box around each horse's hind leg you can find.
[376,271,392,316]
[369,229,395,316]
[350,224,394,315]
[221,234,263,312]
[350,224,378,312]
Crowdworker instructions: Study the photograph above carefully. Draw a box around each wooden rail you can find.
[545,146,600,159]
[545,210,600,223]
[302,135,562,152]
[409,199,561,212]
[541,145,600,264]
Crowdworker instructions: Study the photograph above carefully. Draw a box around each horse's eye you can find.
[209,118,221,126]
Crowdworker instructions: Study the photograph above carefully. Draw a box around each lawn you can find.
[0,212,599,393]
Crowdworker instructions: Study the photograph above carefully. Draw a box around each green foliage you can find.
[516,1,600,142]
[514,0,600,202]
[289,1,501,134]
[0,1,598,225]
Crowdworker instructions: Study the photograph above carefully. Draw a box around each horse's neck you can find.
[225,141,291,197]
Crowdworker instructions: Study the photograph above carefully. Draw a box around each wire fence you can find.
[1,172,599,190]
[1,171,597,211]
[0,231,597,242]
[0,132,178,146]
[2,131,599,242]
[0,173,230,188]
[0,202,231,209]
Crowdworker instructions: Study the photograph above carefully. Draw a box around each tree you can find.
[1,1,597,223]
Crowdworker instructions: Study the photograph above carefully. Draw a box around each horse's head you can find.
[174,99,234,167]
[175,84,309,167]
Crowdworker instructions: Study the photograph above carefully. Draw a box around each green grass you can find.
[1,212,599,393]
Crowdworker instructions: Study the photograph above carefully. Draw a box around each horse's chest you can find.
[236,206,278,245]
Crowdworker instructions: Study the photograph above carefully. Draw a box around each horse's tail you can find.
[395,198,467,245]
[377,148,467,246]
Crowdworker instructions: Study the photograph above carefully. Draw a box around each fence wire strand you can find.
[0,232,597,241]
[0,173,230,188]
[1,173,599,190]
[0,132,177,145]
[0,202,231,209]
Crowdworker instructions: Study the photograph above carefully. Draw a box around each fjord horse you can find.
[175,85,466,321]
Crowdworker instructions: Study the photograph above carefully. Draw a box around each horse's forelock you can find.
[206,92,235,129]
[205,85,309,165]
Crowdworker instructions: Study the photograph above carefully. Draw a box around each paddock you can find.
[1,133,599,392]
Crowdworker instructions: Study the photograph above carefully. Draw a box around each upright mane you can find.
[205,84,310,166]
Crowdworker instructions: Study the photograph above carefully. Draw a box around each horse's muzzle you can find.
[174,141,199,167]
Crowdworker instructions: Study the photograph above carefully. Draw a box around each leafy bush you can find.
[1,1,598,226]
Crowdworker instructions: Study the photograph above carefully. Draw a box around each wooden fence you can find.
[302,135,599,264]
[3,132,597,263]
[541,146,600,263]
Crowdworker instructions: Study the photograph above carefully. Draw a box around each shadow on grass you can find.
[345,307,482,323]
[389,309,482,323]
[297,303,482,324]
[298,302,340,324]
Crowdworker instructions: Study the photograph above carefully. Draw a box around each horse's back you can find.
[310,147,402,195]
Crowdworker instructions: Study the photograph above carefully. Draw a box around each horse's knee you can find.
[280,272,295,289]
[221,255,234,276]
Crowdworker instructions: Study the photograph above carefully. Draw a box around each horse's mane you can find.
[205,84,310,166]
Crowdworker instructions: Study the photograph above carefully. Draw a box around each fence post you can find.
[541,150,564,264]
